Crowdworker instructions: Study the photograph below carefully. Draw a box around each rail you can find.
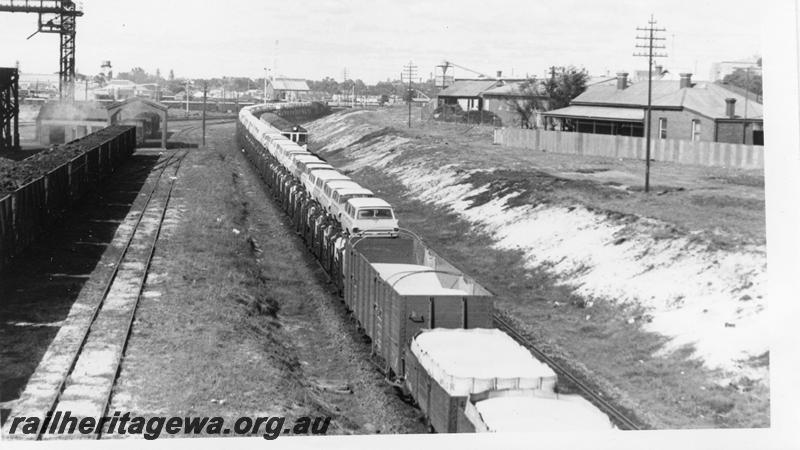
[6,149,188,440]
[493,313,644,430]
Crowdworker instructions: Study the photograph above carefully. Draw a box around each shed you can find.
[266,78,310,102]
[36,101,110,145]
[106,97,169,147]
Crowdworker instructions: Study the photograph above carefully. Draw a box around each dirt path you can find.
[108,122,425,436]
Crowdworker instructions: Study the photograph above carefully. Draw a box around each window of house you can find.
[691,120,701,141]
[658,118,667,139]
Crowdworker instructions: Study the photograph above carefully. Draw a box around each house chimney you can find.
[679,73,693,89]
[616,72,628,90]
[725,98,736,118]
[496,70,503,79]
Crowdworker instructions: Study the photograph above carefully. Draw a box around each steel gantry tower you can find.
[0,67,20,151]
[0,0,84,101]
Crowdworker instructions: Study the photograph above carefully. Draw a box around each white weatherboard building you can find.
[265,78,310,101]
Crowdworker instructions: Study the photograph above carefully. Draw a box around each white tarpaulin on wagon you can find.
[410,328,557,396]
[474,394,614,431]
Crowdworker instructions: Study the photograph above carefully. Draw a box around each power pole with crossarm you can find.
[634,14,667,193]
[402,61,417,128]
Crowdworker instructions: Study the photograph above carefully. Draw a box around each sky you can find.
[0,0,763,84]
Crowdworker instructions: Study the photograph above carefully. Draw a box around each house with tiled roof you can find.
[542,72,764,145]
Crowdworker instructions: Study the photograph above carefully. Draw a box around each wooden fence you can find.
[0,126,136,271]
[493,128,764,170]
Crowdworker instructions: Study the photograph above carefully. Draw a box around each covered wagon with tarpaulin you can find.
[343,233,494,377]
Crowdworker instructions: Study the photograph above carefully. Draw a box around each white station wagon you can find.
[320,180,363,212]
[288,154,326,178]
[340,197,399,237]
[328,186,374,218]
[306,169,351,203]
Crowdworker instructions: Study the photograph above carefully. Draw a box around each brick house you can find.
[542,73,763,145]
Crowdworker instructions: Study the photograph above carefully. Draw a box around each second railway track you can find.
[493,313,644,431]
[5,149,188,440]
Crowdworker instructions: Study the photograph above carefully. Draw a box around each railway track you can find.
[5,149,187,440]
[170,119,236,141]
[493,313,643,430]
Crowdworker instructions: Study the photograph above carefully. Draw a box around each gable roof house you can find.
[437,79,502,111]
[542,72,763,145]
[480,80,550,128]
[266,78,310,101]
[436,76,548,126]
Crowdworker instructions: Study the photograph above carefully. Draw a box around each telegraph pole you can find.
[342,68,349,107]
[549,66,558,80]
[185,79,190,118]
[402,61,418,128]
[202,82,207,147]
[634,14,667,193]
[264,67,269,103]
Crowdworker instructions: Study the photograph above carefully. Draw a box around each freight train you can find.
[236,103,614,433]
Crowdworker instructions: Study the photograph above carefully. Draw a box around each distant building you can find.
[542,72,764,145]
[107,97,169,147]
[36,97,169,146]
[92,79,137,101]
[631,65,673,83]
[710,57,761,81]
[436,79,501,112]
[481,81,549,127]
[36,101,110,145]
[265,78,310,101]
[436,77,549,126]
[134,83,158,99]
[18,72,59,99]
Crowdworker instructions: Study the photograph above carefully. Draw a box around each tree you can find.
[722,68,762,100]
[340,79,355,94]
[543,66,589,110]
[354,79,367,93]
[169,69,175,81]
[117,67,153,84]
[505,78,547,128]
[307,77,339,95]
